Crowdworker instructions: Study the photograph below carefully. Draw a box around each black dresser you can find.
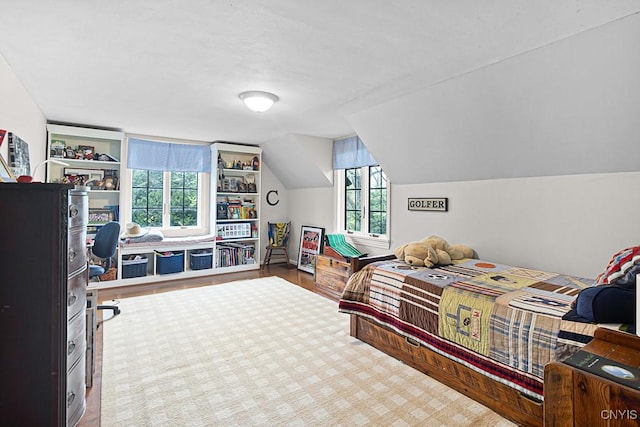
[0,183,88,426]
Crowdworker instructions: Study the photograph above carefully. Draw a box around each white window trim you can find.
[334,169,391,251]
[123,168,210,237]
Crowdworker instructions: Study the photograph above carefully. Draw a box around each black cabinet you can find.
[0,183,88,426]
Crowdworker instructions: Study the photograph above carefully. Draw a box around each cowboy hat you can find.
[121,222,149,238]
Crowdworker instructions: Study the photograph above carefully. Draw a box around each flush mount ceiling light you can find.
[239,91,279,113]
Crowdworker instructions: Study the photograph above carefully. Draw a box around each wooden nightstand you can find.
[544,328,640,426]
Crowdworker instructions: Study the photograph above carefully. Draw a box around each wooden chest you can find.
[314,254,352,301]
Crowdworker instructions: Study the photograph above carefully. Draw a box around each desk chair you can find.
[262,222,291,269]
[88,221,121,316]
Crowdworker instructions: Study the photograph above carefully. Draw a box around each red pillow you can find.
[596,246,640,285]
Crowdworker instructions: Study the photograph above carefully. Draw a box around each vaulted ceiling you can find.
[2,1,639,186]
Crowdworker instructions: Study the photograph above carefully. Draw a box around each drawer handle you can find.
[67,340,76,355]
[68,293,77,307]
[67,391,75,407]
[69,248,77,261]
[69,205,79,218]
[405,337,421,348]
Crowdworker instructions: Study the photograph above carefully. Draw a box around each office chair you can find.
[88,221,122,316]
[262,222,291,268]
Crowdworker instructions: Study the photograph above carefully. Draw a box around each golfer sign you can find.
[408,197,448,212]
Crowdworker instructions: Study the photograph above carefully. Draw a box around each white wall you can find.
[286,187,334,264]
[0,53,46,178]
[390,172,640,279]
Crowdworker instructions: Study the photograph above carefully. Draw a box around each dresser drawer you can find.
[68,192,88,228]
[67,271,87,320]
[68,227,87,276]
[66,356,86,426]
[67,309,86,371]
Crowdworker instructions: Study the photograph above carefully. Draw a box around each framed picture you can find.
[0,155,17,182]
[8,133,30,177]
[64,168,104,182]
[88,208,114,225]
[297,225,325,274]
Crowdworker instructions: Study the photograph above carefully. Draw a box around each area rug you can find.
[101,276,515,426]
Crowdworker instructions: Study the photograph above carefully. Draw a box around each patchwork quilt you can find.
[338,259,603,401]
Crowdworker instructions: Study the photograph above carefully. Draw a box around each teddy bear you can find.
[394,241,439,267]
[394,235,475,267]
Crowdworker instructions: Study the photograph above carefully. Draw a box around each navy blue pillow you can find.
[574,286,636,324]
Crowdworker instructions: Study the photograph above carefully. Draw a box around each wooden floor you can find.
[78,263,316,427]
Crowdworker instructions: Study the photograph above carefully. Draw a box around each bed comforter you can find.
[338,258,602,401]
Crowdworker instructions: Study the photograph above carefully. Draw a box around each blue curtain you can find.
[332,135,377,169]
[127,138,211,172]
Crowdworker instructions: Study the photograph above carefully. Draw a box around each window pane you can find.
[345,168,362,232]
[169,171,199,227]
[368,166,387,235]
[148,189,163,208]
[149,171,163,188]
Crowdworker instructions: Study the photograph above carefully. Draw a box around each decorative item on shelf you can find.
[50,139,66,157]
[77,145,95,160]
[252,156,260,171]
[245,173,257,193]
[95,153,119,162]
[16,158,69,183]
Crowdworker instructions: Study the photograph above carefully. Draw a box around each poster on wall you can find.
[297,225,325,274]
[8,132,30,177]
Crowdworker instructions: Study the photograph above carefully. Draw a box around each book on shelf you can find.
[563,350,640,389]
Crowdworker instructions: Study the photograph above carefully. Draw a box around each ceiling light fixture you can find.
[239,91,279,113]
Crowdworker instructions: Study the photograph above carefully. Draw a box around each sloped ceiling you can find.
[1,2,640,187]
[262,134,333,189]
[349,12,640,184]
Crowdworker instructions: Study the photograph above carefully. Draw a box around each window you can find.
[334,135,390,249]
[126,137,211,232]
[131,169,200,228]
[343,165,388,237]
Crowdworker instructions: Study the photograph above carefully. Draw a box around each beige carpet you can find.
[101,276,515,426]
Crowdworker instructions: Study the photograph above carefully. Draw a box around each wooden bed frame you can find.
[347,255,544,427]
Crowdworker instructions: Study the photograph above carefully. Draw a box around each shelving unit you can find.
[46,124,125,240]
[95,141,263,288]
[213,142,262,272]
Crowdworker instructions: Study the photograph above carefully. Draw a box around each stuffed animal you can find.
[394,241,439,267]
[395,236,475,267]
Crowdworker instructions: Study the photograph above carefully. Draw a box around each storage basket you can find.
[189,250,213,270]
[122,256,148,279]
[216,222,251,239]
[156,251,185,274]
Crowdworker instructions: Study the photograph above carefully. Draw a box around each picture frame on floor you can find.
[297,225,325,274]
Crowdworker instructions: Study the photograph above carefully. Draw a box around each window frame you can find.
[335,165,391,250]
[125,168,210,237]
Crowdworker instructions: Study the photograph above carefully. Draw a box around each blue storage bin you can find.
[156,251,184,274]
[190,250,213,270]
[122,256,148,278]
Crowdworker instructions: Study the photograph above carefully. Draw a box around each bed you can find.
[338,256,608,426]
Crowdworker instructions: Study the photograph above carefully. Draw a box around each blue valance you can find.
[127,138,211,172]
[332,135,377,169]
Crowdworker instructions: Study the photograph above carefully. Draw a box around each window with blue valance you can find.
[127,137,211,172]
[332,135,377,170]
